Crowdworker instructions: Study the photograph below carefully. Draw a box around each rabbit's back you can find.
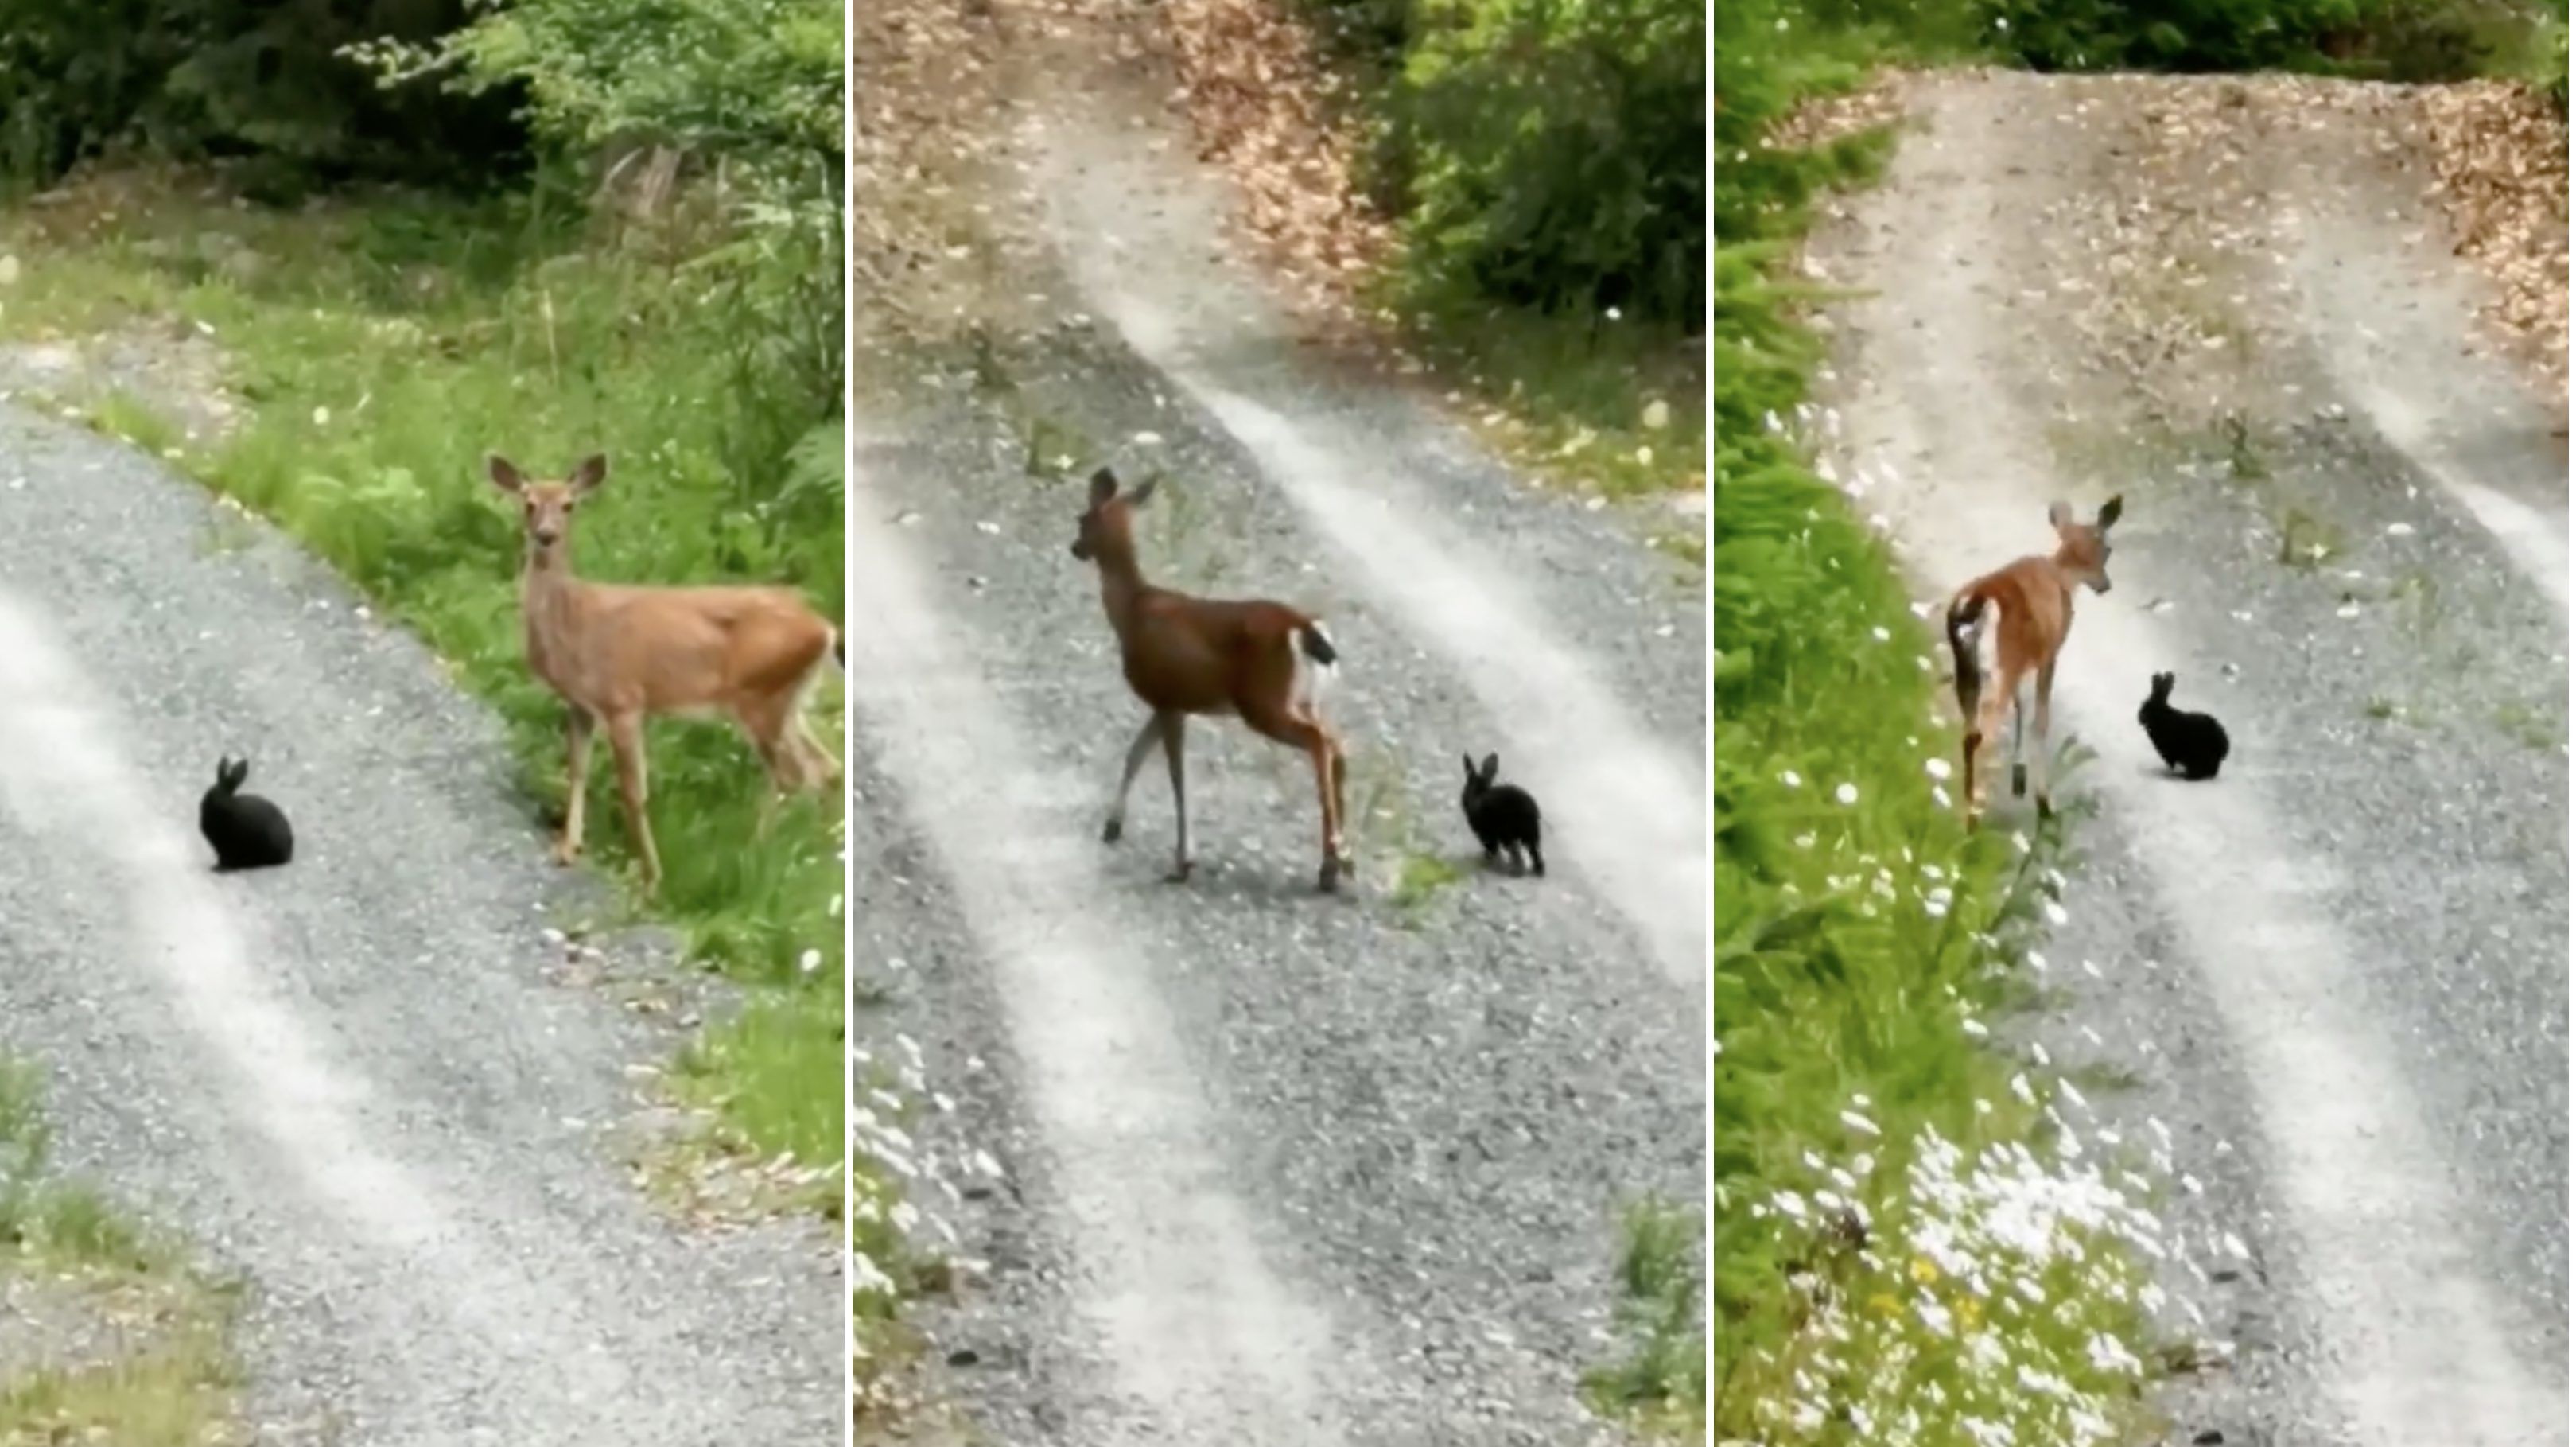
[202,790,295,868]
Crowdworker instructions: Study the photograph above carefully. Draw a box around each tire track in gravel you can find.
[849,37,1702,1447]
[0,408,837,1445]
[1024,84,1708,988]
[1806,71,2565,1446]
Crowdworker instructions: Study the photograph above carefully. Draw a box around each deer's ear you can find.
[2046,500,2073,529]
[488,455,525,493]
[1088,468,1119,504]
[569,454,608,494]
[2096,494,2123,530]
[1126,476,1159,508]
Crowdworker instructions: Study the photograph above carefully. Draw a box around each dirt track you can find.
[850,17,1702,1444]
[1809,70,2566,1446]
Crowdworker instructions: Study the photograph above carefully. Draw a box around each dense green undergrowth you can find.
[0,177,844,1184]
[1289,0,1704,506]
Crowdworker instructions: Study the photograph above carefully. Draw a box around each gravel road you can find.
[0,406,837,1443]
[849,41,1704,1447]
[1806,71,2566,1446]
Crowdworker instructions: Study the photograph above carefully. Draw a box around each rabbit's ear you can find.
[1478,753,1500,783]
[487,455,525,493]
[569,453,608,494]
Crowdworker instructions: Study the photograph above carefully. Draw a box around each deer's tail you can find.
[1290,620,1338,714]
[1945,589,1989,725]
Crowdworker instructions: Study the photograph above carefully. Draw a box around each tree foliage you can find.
[1315,0,1704,325]
[0,0,525,192]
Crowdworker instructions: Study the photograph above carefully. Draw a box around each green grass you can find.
[1388,298,1704,500]
[1388,849,1467,915]
[1583,1198,1704,1439]
[0,1060,240,1445]
[0,171,844,1186]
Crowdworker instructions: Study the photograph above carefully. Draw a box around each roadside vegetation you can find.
[1167,0,1705,505]
[1716,0,2562,1441]
[0,1060,239,1444]
[0,2,843,1201]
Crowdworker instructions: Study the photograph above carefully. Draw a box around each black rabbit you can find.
[1461,752,1544,877]
[201,755,295,871]
[2138,672,2230,781]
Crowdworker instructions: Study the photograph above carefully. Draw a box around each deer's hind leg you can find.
[1241,698,1348,894]
[1968,666,2017,820]
[606,710,662,893]
[732,694,806,837]
[2030,659,2058,819]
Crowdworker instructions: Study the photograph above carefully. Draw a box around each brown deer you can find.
[1945,495,2124,821]
[489,453,841,893]
[1070,467,1353,892]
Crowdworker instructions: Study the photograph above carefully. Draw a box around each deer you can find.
[1943,495,2123,823]
[1069,466,1353,892]
[488,453,842,894]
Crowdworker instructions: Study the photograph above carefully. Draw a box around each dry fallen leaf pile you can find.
[1769,70,1910,155]
[2413,80,2569,395]
[1158,0,1396,327]
[852,0,1013,334]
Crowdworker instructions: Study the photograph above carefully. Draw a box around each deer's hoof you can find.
[1102,818,1124,845]
[552,841,582,867]
[1165,860,1194,884]
[2035,794,2055,821]
[1318,859,1342,894]
[2010,764,2028,798]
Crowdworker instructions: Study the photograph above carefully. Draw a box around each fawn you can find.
[1070,466,1353,892]
[490,453,841,893]
[1944,496,2124,820]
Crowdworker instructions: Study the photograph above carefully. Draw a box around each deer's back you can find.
[532,580,830,714]
[1118,589,1311,716]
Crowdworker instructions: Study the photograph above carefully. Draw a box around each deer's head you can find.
[488,453,607,562]
[2048,494,2123,595]
[1070,466,1159,566]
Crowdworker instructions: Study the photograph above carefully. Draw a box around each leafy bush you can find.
[1354,0,1704,323]
[0,0,526,193]
[356,0,845,437]
[1974,0,2496,79]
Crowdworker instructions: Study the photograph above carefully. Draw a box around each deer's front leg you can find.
[1157,713,1191,882]
[607,711,662,894]
[1103,713,1160,845]
[558,710,595,866]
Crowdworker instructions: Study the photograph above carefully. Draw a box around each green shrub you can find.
[1364,0,1703,323]
[0,0,526,194]
[1972,0,2498,79]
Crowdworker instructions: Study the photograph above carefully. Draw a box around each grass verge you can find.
[1709,13,2166,1441]
[0,1060,239,1445]
[0,169,845,1188]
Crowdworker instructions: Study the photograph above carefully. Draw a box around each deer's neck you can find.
[1093,540,1151,632]
[519,547,590,681]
